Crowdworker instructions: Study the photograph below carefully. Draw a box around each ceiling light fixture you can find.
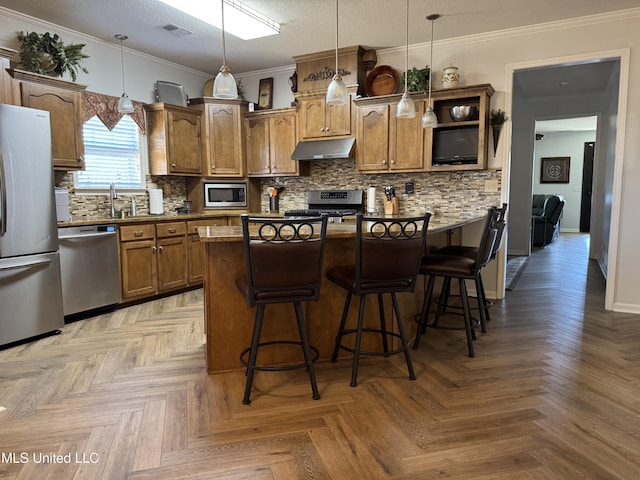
[422,14,440,129]
[326,0,349,105]
[115,34,134,114]
[157,0,280,40]
[396,0,416,118]
[213,0,238,99]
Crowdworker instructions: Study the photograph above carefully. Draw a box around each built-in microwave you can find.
[203,181,247,209]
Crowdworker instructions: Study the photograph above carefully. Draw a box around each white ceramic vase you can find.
[442,65,459,89]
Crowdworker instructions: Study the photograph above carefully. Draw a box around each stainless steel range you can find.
[285,189,364,222]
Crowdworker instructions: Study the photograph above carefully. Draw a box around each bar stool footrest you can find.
[240,340,319,372]
[336,328,409,357]
[413,313,480,331]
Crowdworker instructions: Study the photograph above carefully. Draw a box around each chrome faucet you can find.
[109,182,118,218]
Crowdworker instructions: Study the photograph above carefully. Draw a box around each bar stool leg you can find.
[377,293,390,357]
[474,275,487,332]
[478,273,491,323]
[350,295,367,387]
[243,305,266,405]
[332,292,352,362]
[433,277,450,328]
[459,279,475,357]
[293,302,320,400]
[391,292,416,380]
[414,275,436,349]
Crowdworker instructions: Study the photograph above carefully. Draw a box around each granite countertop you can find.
[197,212,485,243]
[57,211,243,227]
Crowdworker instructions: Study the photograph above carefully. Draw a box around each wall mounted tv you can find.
[432,126,479,165]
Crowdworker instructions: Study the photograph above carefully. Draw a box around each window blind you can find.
[76,115,143,188]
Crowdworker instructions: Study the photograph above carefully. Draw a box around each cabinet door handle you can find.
[168,228,177,233]
[382,160,387,164]
[158,246,164,252]
[152,246,157,252]
[171,163,177,168]
[390,159,395,164]
[134,230,144,237]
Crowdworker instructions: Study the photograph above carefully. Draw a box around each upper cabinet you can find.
[245,108,306,177]
[145,102,203,176]
[354,97,426,173]
[9,69,87,171]
[296,93,352,140]
[0,47,17,105]
[354,83,494,173]
[190,97,246,178]
[425,84,494,172]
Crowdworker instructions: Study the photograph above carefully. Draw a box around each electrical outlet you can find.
[405,182,415,194]
[484,179,499,192]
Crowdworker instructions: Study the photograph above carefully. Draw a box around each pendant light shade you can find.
[115,34,134,114]
[396,0,415,118]
[422,14,440,129]
[326,0,349,105]
[214,0,238,99]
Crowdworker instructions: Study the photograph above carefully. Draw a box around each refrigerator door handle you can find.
[0,148,6,236]
[0,258,53,271]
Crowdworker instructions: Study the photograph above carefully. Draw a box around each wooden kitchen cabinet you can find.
[425,84,494,172]
[296,93,351,140]
[187,218,228,284]
[10,69,86,170]
[119,224,157,299]
[0,47,17,105]
[354,98,426,173]
[190,97,246,177]
[245,108,306,177]
[119,221,189,300]
[145,103,203,176]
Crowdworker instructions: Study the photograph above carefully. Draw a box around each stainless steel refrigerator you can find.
[0,104,64,347]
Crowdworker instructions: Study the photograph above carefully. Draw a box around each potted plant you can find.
[490,109,508,156]
[17,31,89,81]
[401,66,430,94]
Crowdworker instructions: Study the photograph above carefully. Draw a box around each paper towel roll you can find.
[367,186,377,213]
[148,189,164,215]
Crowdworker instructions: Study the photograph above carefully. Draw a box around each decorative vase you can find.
[492,125,502,157]
[442,65,459,89]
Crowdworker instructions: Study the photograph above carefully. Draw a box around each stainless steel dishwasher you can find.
[58,224,120,317]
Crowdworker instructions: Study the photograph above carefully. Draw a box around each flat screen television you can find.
[432,126,478,165]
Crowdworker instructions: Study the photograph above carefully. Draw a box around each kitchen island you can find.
[199,213,486,374]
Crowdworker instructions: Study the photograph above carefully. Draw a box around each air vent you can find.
[162,23,193,37]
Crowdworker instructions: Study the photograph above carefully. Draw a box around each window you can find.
[75,115,144,189]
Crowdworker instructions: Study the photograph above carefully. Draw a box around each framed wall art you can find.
[541,157,570,183]
[258,77,273,109]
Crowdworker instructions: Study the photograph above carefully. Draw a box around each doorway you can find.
[503,50,627,310]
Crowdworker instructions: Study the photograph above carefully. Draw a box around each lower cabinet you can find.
[119,218,230,302]
[187,218,228,284]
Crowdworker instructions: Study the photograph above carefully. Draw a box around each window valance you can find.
[82,91,146,134]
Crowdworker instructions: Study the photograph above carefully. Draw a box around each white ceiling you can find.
[0,0,638,75]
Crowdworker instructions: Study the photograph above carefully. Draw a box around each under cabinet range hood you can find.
[290,137,355,161]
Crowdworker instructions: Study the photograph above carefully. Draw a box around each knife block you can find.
[384,197,398,215]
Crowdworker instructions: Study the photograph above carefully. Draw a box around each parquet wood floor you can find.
[1,233,639,479]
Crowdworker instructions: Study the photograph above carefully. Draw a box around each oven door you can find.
[204,182,247,208]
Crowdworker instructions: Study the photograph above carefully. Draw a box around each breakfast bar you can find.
[198,213,485,374]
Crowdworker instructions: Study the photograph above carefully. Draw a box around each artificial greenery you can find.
[17,31,89,81]
[401,66,430,93]
[490,108,509,126]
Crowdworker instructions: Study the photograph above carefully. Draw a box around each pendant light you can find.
[115,34,134,114]
[396,0,415,118]
[213,0,238,99]
[326,0,348,105]
[422,14,440,129]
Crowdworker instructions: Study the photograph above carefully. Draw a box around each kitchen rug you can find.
[506,255,530,290]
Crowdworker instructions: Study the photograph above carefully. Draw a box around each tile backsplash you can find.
[56,162,502,221]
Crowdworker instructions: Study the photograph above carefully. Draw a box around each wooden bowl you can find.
[365,65,400,97]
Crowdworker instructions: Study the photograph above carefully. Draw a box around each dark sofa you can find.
[532,194,564,246]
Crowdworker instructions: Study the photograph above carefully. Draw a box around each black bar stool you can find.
[431,203,507,327]
[235,214,328,404]
[327,213,430,387]
[413,207,500,357]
